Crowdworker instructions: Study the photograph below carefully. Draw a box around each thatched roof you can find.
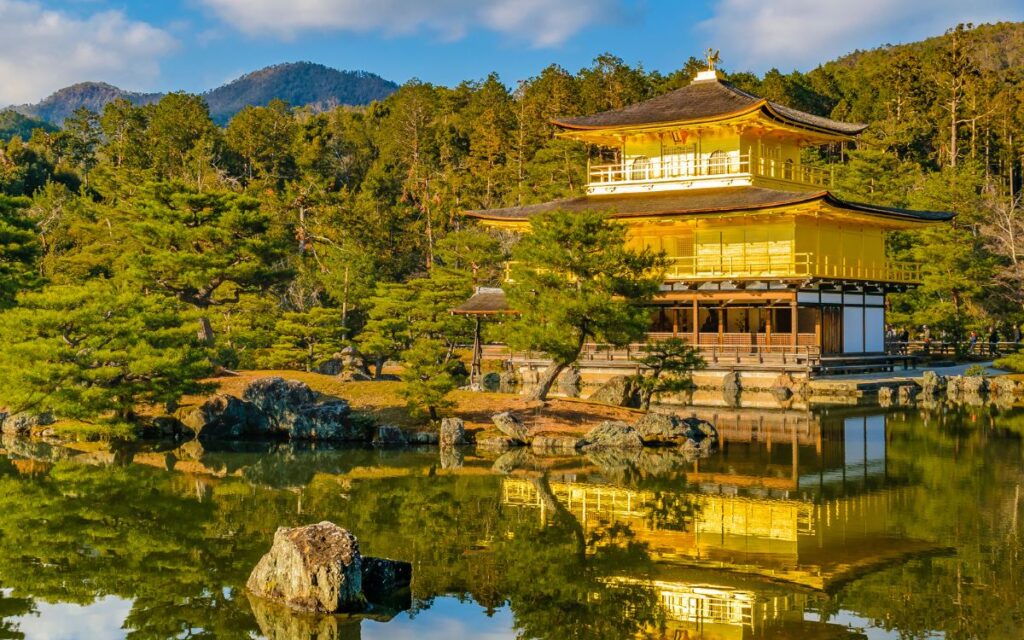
[552,78,867,136]
[465,187,954,223]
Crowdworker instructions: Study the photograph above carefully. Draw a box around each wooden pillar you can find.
[765,308,772,349]
[717,306,725,345]
[790,298,798,348]
[471,316,483,384]
[692,298,699,346]
[815,306,823,351]
[671,308,679,337]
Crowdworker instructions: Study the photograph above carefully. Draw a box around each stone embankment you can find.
[873,371,1024,408]
[475,410,718,456]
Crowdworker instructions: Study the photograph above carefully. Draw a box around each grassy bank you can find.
[202,370,640,437]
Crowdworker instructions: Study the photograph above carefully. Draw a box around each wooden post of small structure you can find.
[471,316,483,385]
[815,306,823,353]
[765,308,772,352]
[692,298,699,346]
[717,306,725,346]
[790,298,798,352]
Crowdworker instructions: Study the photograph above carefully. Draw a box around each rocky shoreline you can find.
[3,371,1020,450]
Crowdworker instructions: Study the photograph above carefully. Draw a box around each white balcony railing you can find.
[588,153,832,189]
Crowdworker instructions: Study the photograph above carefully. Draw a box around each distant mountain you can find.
[3,62,398,129]
[203,62,398,124]
[10,82,162,126]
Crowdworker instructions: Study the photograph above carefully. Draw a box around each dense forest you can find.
[1,22,1023,427]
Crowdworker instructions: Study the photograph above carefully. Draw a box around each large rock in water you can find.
[633,413,688,445]
[247,521,411,614]
[243,378,318,430]
[183,395,269,440]
[247,522,364,613]
[372,425,408,447]
[531,435,583,455]
[0,412,55,436]
[491,412,530,443]
[288,400,367,441]
[921,371,947,396]
[580,421,644,450]
[557,367,582,398]
[439,417,467,447]
[588,375,641,407]
[680,416,718,446]
[633,413,717,447]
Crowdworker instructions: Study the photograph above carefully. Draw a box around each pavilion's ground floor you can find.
[639,286,887,356]
[462,280,909,380]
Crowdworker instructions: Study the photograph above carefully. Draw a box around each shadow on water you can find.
[0,402,1023,638]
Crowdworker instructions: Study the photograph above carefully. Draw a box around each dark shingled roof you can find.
[465,187,954,223]
[552,78,867,136]
[451,288,511,315]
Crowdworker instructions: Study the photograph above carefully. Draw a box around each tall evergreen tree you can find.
[504,210,664,401]
[0,195,40,308]
[0,281,213,424]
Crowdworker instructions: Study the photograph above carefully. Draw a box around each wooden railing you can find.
[506,253,921,285]
[501,335,822,369]
[588,153,832,189]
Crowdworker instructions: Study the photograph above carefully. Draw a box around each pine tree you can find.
[398,338,460,421]
[0,280,213,424]
[225,99,298,188]
[359,282,418,378]
[260,306,348,372]
[0,195,40,308]
[504,210,664,401]
[631,338,705,410]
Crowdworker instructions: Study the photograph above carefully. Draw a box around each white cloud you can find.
[199,0,618,47]
[0,0,177,105]
[701,0,1024,72]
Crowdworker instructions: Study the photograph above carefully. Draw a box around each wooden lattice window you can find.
[707,150,729,175]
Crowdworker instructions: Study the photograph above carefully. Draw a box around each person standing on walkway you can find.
[968,330,978,354]
[988,326,999,357]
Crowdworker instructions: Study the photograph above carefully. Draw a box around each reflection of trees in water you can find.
[825,408,1024,640]
[0,406,1023,639]
[497,474,665,640]
[0,460,261,638]
[0,591,34,640]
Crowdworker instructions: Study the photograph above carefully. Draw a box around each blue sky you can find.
[1,0,1022,106]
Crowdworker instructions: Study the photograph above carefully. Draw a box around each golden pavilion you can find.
[461,54,953,379]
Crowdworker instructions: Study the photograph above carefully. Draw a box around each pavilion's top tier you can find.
[555,70,867,195]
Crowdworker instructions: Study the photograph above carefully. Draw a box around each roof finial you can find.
[705,48,721,72]
[693,49,722,83]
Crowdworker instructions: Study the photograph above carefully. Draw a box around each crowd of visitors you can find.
[885,323,1023,357]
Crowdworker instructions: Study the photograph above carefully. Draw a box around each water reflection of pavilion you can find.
[503,408,938,638]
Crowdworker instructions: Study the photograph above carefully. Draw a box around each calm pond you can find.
[1,404,1023,639]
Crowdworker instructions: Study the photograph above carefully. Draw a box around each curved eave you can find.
[761,102,868,139]
[464,191,955,225]
[465,191,826,222]
[824,194,955,223]
[553,102,865,142]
